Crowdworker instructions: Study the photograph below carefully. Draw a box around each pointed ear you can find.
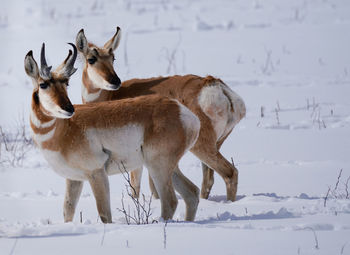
[24,51,39,80]
[76,29,89,55]
[103,27,121,51]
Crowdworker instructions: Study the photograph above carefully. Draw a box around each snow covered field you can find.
[1,0,350,254]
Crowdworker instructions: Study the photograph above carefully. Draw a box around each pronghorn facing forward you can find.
[76,27,246,201]
[25,43,200,223]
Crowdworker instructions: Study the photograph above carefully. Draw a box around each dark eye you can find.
[88,57,97,64]
[39,82,49,89]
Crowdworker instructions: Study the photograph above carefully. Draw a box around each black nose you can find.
[109,75,121,87]
[62,103,75,115]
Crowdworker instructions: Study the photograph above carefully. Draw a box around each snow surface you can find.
[1,0,350,254]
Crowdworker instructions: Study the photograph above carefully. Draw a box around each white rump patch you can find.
[219,83,246,141]
[198,83,230,140]
[175,101,200,149]
[221,84,246,124]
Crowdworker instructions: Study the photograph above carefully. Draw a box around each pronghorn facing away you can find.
[76,27,246,201]
[25,43,200,223]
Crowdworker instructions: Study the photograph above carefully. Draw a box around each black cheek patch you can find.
[33,91,39,105]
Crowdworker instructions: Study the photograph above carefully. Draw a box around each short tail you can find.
[220,82,246,124]
[198,77,246,141]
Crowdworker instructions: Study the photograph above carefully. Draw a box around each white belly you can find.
[86,124,145,175]
[38,124,145,180]
[41,149,90,181]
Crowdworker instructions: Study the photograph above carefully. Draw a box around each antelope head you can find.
[24,43,77,119]
[76,27,122,91]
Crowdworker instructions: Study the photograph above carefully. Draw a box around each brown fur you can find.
[30,87,199,222]
[77,29,245,201]
[26,47,201,222]
[37,95,186,159]
[83,74,221,162]
[85,43,117,84]
[83,73,241,200]
[82,68,100,94]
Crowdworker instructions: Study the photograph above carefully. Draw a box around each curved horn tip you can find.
[67,42,77,50]
[62,43,78,77]
[116,26,121,32]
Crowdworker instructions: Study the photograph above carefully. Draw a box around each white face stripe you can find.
[38,89,73,119]
[82,84,102,103]
[30,110,56,128]
[38,89,63,118]
[87,66,116,91]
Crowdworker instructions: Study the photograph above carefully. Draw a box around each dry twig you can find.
[117,162,153,225]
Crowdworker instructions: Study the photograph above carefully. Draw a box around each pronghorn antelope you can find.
[25,43,200,223]
[76,27,246,201]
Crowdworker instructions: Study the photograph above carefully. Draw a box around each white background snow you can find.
[1,0,350,254]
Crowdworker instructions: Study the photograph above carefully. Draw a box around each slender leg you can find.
[63,179,84,222]
[146,164,178,221]
[172,165,199,221]
[87,168,112,223]
[200,163,214,199]
[130,168,143,198]
[192,150,238,201]
[192,125,238,201]
[199,131,232,200]
[148,174,160,199]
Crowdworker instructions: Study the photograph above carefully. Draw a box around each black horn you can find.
[40,43,52,79]
[59,43,78,78]
[65,43,78,76]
